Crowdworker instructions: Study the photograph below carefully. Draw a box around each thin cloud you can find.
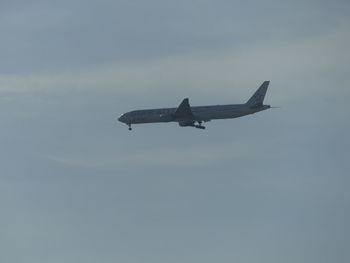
[46,140,262,169]
[1,21,349,98]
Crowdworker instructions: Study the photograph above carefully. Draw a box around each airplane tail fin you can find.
[246,81,270,106]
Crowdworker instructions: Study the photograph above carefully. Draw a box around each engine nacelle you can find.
[178,121,195,127]
[159,114,174,122]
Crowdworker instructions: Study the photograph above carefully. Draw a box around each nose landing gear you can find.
[128,124,132,131]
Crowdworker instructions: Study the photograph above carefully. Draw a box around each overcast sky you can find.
[1,1,350,262]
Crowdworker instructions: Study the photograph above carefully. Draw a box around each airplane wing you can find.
[173,98,195,121]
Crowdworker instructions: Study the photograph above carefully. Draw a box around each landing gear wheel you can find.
[128,124,132,131]
[194,124,206,129]
[193,121,205,129]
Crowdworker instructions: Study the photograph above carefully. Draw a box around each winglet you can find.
[174,98,195,121]
[246,81,270,106]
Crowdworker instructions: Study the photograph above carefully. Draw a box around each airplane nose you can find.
[118,115,125,123]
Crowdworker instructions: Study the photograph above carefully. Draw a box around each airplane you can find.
[118,81,272,130]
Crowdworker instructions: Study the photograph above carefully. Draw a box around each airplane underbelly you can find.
[131,116,161,124]
[131,114,173,124]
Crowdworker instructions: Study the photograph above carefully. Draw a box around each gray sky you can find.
[0,1,349,262]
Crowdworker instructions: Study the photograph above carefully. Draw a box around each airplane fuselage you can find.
[119,104,270,125]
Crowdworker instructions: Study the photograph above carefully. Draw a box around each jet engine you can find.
[179,120,206,129]
[178,121,195,127]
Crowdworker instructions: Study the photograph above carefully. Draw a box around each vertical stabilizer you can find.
[246,81,270,106]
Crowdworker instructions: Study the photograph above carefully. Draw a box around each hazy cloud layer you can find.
[0,1,349,263]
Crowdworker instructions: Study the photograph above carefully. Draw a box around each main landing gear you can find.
[194,121,206,129]
[128,124,132,131]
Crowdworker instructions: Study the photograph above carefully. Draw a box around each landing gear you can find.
[194,121,206,129]
[194,124,205,129]
[178,121,206,129]
[128,124,132,131]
